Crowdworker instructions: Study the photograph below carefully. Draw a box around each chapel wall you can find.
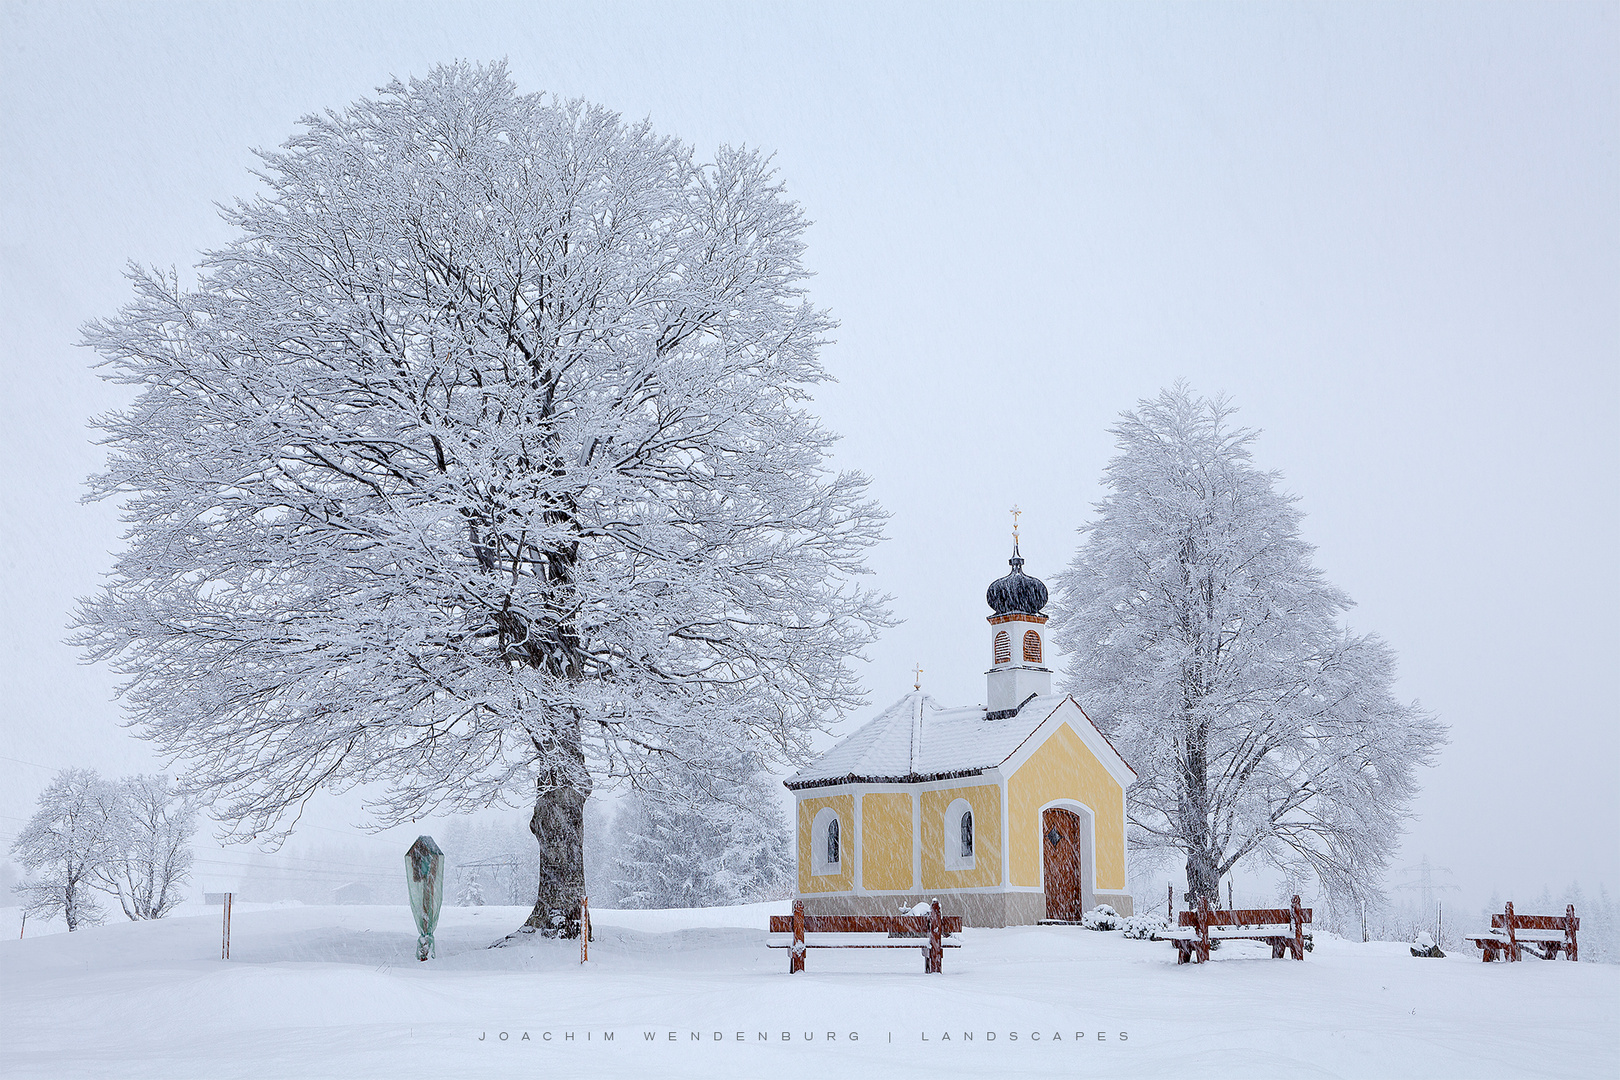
[859,791,914,891]
[1007,723,1127,891]
[919,782,1003,891]
[795,792,855,894]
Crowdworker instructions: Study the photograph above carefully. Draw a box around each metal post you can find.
[1167,883,1173,922]
[221,892,233,960]
[580,895,589,963]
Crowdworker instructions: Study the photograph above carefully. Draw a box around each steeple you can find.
[985,531,1051,718]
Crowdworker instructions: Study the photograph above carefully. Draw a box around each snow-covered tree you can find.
[1052,385,1445,905]
[92,774,198,920]
[9,769,120,930]
[612,755,793,908]
[440,814,540,907]
[73,62,887,939]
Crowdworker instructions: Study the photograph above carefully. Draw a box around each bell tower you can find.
[984,511,1051,717]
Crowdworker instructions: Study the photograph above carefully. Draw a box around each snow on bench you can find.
[1469,901,1580,962]
[767,899,962,973]
[1168,895,1311,964]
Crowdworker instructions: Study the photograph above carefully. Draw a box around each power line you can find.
[0,754,57,771]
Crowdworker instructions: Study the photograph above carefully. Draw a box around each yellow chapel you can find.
[786,543,1136,927]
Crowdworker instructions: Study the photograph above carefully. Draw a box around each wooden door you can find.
[1043,808,1083,921]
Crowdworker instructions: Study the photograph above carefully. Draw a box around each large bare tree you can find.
[75,62,887,938]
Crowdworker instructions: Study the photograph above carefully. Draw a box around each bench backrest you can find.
[769,913,964,935]
[1178,904,1312,929]
[1491,911,1578,932]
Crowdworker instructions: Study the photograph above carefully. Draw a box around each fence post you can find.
[1566,904,1578,962]
[580,895,589,964]
[926,898,943,974]
[1167,883,1173,923]
[1504,901,1520,962]
[221,892,233,960]
[1291,895,1306,960]
[790,899,805,974]
[1196,895,1211,963]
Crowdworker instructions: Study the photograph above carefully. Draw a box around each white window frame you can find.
[810,806,843,876]
[943,797,975,871]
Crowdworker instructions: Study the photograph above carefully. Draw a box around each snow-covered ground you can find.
[2,902,1614,1079]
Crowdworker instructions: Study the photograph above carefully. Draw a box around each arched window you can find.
[811,807,842,876]
[1023,629,1042,664]
[944,798,975,870]
[993,630,1011,665]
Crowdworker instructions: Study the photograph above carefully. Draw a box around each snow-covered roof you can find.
[787,691,1125,789]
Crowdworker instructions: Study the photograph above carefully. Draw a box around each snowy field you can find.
[2,902,1615,1079]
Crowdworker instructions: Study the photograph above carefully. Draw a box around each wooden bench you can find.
[1469,901,1579,962]
[768,898,963,973]
[1163,895,1311,964]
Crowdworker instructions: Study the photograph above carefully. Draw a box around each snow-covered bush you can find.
[1121,913,1168,939]
[1081,904,1122,930]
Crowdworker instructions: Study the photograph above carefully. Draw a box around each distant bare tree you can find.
[93,774,198,920]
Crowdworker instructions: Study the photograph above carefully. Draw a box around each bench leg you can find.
[1176,942,1190,965]
[1271,940,1286,959]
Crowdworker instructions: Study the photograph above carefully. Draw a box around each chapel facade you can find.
[786,544,1136,927]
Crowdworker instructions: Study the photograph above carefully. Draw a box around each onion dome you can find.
[986,547,1048,616]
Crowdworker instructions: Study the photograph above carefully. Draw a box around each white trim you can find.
[999,772,1011,887]
[911,789,922,892]
[810,806,842,877]
[830,884,1037,897]
[943,797,975,871]
[853,790,864,893]
[1036,798,1097,914]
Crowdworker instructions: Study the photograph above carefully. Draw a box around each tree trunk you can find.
[524,779,587,937]
[1185,851,1220,907]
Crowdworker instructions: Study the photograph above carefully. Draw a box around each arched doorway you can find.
[1042,807,1084,921]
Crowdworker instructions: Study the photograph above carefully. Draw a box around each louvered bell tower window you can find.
[993,630,1011,664]
[1023,629,1042,664]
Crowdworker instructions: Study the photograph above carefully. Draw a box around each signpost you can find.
[220,892,233,959]
[405,836,444,961]
[580,895,590,964]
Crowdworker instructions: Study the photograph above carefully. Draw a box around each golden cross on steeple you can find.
[1011,504,1022,547]
[912,663,924,691]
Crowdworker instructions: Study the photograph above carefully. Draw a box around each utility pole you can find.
[1394,855,1460,944]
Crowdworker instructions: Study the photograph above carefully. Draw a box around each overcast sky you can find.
[1,1,1615,904]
